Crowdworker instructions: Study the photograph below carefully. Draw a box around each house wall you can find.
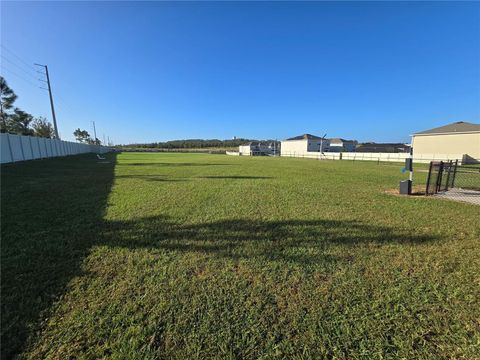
[307,140,330,152]
[330,143,356,152]
[280,140,307,156]
[238,145,251,155]
[412,133,480,161]
[281,139,330,156]
[343,143,356,152]
[329,144,342,152]
[239,144,274,156]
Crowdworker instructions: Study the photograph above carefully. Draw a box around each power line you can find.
[0,54,39,81]
[2,46,106,143]
[0,44,38,74]
[0,50,78,119]
[0,65,44,89]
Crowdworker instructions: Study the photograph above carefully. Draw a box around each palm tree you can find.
[8,108,34,135]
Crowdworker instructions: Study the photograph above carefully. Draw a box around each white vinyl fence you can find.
[280,151,467,164]
[1,133,110,164]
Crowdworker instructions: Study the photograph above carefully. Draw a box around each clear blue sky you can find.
[1,1,479,144]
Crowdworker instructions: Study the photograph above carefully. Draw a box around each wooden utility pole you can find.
[34,64,59,139]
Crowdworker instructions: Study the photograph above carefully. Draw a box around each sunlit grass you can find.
[2,152,479,359]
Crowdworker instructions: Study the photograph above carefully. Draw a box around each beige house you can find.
[281,134,329,156]
[412,121,480,163]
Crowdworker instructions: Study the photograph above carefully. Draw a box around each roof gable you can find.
[286,133,323,141]
[414,121,480,135]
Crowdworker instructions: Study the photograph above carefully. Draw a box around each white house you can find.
[239,142,273,156]
[280,134,330,156]
[328,138,357,152]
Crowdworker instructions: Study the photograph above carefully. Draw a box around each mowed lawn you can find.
[1,152,479,359]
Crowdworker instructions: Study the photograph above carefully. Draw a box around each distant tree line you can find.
[120,139,279,149]
[0,76,56,138]
[121,139,408,153]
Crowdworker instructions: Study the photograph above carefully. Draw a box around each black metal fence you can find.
[453,165,480,191]
[425,161,457,195]
[426,160,480,201]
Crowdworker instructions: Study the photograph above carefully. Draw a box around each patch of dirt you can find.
[384,185,426,197]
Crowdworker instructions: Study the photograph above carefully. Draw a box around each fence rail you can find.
[1,133,109,164]
[120,148,230,154]
[280,151,472,164]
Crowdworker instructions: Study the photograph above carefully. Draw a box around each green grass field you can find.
[2,153,479,359]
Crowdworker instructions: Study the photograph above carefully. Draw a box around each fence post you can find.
[425,161,433,195]
[436,161,444,193]
[29,136,35,160]
[6,133,14,162]
[451,160,458,188]
[36,137,42,158]
[19,135,26,161]
[444,161,452,191]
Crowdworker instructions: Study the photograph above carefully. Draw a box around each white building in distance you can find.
[239,142,274,156]
[329,138,357,152]
[280,134,330,156]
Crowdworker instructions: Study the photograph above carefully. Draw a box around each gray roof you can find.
[241,142,259,146]
[414,121,480,135]
[286,134,323,141]
[241,142,269,146]
[329,138,356,144]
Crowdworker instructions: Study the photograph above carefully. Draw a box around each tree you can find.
[73,128,91,143]
[87,137,101,145]
[7,108,34,135]
[0,76,17,133]
[32,117,55,138]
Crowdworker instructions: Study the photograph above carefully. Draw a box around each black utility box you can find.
[399,180,412,195]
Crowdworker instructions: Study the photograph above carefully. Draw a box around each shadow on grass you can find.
[103,217,438,265]
[116,175,272,182]
[1,154,439,358]
[119,162,234,167]
[1,153,117,359]
[115,174,187,182]
[199,175,272,180]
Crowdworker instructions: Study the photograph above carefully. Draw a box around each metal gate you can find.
[425,160,458,195]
